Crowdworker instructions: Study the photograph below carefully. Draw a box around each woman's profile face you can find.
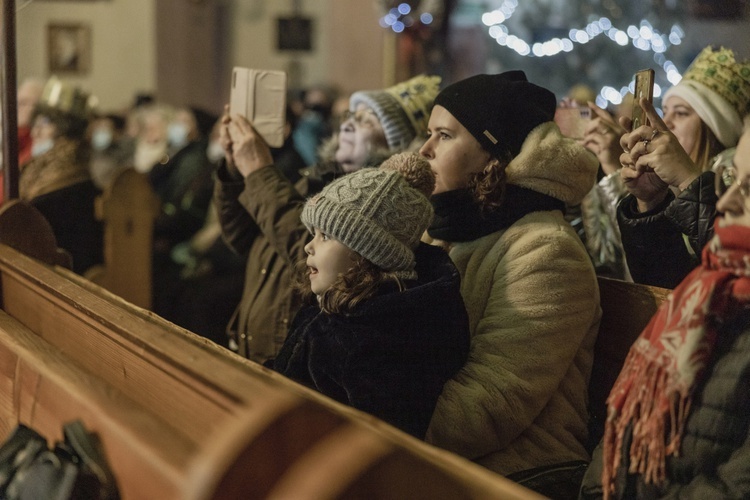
[419,105,490,194]
[662,95,703,160]
[335,103,387,172]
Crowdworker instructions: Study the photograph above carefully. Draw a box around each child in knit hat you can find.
[271,152,470,439]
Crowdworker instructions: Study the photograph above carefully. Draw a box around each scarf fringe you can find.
[602,346,692,499]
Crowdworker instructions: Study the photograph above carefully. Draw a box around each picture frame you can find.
[277,17,313,51]
[47,23,91,74]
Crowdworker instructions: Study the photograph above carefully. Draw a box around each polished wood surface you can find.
[588,276,671,449]
[0,243,541,499]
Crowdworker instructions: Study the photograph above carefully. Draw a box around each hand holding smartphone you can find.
[229,67,287,148]
[631,68,654,131]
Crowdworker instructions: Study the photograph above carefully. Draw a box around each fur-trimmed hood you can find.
[506,122,598,206]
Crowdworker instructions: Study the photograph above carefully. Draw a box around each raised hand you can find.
[227,114,274,178]
[582,102,628,176]
[618,98,702,212]
[218,104,239,173]
[622,98,701,190]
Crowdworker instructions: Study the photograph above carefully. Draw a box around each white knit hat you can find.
[349,75,441,150]
[301,153,434,280]
[663,46,750,148]
[664,80,743,148]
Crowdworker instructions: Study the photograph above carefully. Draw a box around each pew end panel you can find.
[588,276,671,452]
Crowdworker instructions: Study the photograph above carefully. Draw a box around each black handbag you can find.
[0,420,119,500]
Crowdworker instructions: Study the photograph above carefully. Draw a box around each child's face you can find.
[304,228,357,296]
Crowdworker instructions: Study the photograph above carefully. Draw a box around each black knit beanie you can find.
[434,70,556,158]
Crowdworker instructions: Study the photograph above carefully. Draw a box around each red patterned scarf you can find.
[602,221,750,499]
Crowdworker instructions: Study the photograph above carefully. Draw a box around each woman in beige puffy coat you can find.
[419,71,601,485]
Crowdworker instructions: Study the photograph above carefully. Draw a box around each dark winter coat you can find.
[273,243,471,439]
[617,171,718,289]
[215,144,392,363]
[580,308,750,499]
[214,162,340,362]
[18,138,103,276]
[30,180,103,275]
[149,139,214,252]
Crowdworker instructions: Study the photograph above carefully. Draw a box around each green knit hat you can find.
[301,153,435,280]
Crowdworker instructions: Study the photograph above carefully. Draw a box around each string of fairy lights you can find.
[379,1,687,108]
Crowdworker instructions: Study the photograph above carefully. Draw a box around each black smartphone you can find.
[631,68,655,131]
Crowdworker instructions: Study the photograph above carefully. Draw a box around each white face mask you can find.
[167,122,189,149]
[91,129,113,151]
[31,138,54,158]
[206,140,224,163]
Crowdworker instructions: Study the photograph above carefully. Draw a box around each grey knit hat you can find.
[349,74,441,150]
[301,152,435,280]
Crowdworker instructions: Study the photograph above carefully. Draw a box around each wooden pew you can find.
[87,168,161,309]
[0,235,540,499]
[587,276,671,452]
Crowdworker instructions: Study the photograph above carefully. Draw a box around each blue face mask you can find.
[91,129,113,151]
[31,138,54,158]
[167,122,189,149]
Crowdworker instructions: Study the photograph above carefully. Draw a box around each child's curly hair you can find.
[293,252,405,315]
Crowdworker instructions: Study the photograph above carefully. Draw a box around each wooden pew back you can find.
[88,168,160,309]
[588,276,671,451]
[0,239,541,499]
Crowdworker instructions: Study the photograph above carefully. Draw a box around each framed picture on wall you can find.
[47,23,91,74]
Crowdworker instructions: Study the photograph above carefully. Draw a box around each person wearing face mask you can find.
[214,74,440,362]
[87,113,135,189]
[614,46,750,289]
[18,76,103,276]
[148,106,218,320]
[132,104,170,174]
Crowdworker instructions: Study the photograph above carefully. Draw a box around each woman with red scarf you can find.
[580,118,750,498]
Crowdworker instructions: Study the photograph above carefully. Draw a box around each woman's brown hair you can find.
[467,149,513,214]
[293,252,405,315]
[693,121,724,171]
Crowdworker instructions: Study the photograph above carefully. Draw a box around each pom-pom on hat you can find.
[434,70,557,158]
[301,152,435,280]
[663,46,750,148]
[349,74,441,150]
